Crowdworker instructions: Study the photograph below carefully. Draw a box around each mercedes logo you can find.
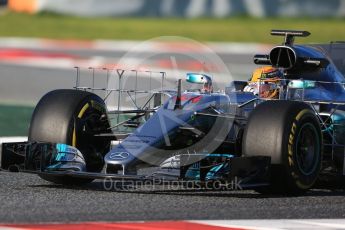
[109,152,130,160]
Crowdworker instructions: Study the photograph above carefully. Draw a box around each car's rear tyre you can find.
[243,100,322,195]
[29,89,111,185]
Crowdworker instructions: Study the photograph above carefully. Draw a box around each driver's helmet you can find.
[244,66,282,99]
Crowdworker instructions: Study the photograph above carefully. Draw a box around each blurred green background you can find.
[0,104,33,136]
[0,12,344,43]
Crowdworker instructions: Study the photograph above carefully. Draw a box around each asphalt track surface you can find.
[1,171,345,223]
[2,46,345,223]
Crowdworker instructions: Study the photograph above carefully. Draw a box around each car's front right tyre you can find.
[29,89,111,185]
[243,100,322,195]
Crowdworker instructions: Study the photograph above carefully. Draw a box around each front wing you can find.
[1,142,271,190]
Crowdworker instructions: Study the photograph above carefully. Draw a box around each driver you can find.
[243,66,282,99]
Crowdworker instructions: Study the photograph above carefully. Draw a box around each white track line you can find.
[0,228,25,230]
[192,219,345,230]
[0,137,27,144]
[0,37,270,54]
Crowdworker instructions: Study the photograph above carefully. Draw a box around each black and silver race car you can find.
[2,30,345,194]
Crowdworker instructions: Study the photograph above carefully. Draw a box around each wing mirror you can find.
[186,73,212,84]
[186,73,213,93]
[288,80,316,89]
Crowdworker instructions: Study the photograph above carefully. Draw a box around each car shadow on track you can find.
[28,181,345,198]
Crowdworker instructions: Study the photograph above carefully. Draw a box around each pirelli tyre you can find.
[243,100,322,194]
[28,89,111,185]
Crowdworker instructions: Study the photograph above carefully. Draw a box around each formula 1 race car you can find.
[2,30,345,194]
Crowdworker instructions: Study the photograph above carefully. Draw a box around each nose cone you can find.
[104,108,194,170]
